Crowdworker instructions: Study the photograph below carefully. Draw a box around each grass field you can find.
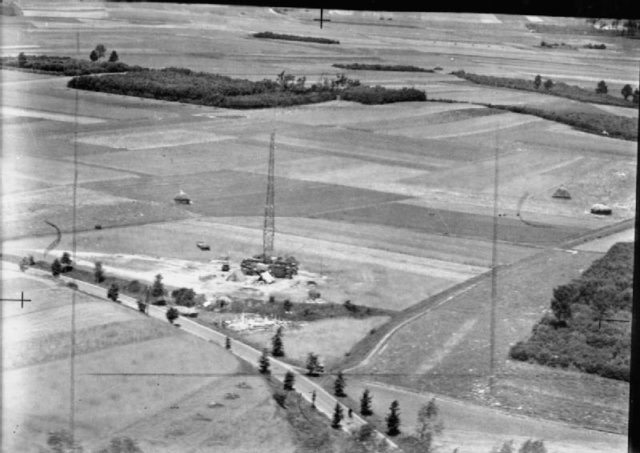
[352,248,630,433]
[2,2,636,449]
[1,269,297,452]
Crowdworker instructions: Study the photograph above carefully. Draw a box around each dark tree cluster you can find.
[510,242,632,381]
[67,67,426,109]
[1,53,133,76]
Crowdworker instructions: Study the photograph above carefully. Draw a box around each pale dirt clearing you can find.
[240,316,390,368]
[76,126,235,150]
[574,228,635,252]
[345,380,625,453]
[1,106,106,124]
[64,250,325,304]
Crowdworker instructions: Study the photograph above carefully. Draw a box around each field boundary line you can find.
[344,279,482,373]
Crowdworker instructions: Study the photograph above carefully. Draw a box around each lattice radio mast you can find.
[263,131,276,258]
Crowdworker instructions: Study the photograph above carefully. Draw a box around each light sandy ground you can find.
[77,126,235,150]
[2,106,106,124]
[241,316,390,367]
[574,228,635,252]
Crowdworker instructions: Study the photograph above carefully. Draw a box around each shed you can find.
[590,204,612,215]
[552,186,571,199]
[258,271,275,284]
[174,190,191,205]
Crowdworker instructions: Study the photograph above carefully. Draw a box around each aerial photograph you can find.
[0,0,637,452]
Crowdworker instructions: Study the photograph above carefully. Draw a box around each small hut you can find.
[552,186,572,200]
[590,203,612,215]
[174,190,191,205]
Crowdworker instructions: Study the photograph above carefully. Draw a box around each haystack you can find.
[174,190,191,205]
[552,186,571,199]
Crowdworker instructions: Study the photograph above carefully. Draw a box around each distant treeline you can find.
[511,242,632,381]
[0,54,136,76]
[253,31,339,45]
[452,70,637,108]
[332,63,434,72]
[487,104,637,141]
[68,67,426,108]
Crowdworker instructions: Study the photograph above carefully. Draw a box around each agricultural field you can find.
[1,2,636,452]
[1,264,296,453]
[351,248,630,434]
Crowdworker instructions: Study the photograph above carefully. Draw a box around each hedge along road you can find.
[12,262,399,451]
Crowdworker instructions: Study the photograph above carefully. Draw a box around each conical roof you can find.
[174,189,190,200]
[552,186,571,199]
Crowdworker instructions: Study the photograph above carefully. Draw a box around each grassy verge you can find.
[0,54,139,76]
[253,31,339,44]
[68,67,426,108]
[452,70,638,108]
[510,242,632,381]
[332,63,434,72]
[488,104,637,141]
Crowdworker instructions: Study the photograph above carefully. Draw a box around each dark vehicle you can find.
[196,241,210,251]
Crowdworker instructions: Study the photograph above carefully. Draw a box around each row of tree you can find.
[532,74,638,101]
[89,43,119,63]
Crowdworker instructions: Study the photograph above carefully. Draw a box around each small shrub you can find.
[273,391,287,408]
[166,307,179,324]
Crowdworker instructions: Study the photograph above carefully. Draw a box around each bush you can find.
[253,31,339,44]
[171,287,196,307]
[341,85,426,104]
[332,63,434,72]
[166,307,179,324]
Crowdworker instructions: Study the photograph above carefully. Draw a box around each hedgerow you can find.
[332,63,434,72]
[452,70,637,108]
[0,54,138,76]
